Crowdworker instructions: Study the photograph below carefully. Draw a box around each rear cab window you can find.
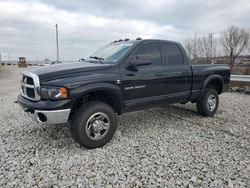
[161,42,184,66]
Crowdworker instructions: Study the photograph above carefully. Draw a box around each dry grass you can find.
[230,81,250,88]
[232,65,250,75]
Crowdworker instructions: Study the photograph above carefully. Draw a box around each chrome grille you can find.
[21,72,41,101]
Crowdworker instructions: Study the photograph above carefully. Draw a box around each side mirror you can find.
[128,54,152,66]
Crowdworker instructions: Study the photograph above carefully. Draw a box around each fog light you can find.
[37,113,47,122]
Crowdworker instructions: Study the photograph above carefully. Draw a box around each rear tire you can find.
[196,89,219,117]
[71,101,117,149]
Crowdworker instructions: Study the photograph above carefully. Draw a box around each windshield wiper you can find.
[89,56,104,64]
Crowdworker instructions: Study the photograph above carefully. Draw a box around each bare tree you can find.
[248,30,250,54]
[212,38,223,58]
[199,36,211,59]
[248,42,250,54]
[184,34,202,64]
[220,25,249,70]
[184,38,193,60]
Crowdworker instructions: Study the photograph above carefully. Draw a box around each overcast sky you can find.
[0,0,250,61]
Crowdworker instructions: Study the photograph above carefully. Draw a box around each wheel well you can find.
[74,90,122,115]
[206,79,223,94]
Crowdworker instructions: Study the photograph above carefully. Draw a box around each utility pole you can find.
[8,52,11,64]
[193,33,197,64]
[55,24,59,63]
[208,33,214,63]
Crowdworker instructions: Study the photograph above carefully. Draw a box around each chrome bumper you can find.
[26,109,71,124]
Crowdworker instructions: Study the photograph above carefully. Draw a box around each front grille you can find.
[26,77,34,85]
[21,72,40,101]
[26,88,35,98]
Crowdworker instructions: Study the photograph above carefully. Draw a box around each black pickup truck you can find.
[18,39,230,148]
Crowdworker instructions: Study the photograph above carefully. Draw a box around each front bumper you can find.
[30,109,71,124]
[18,94,75,124]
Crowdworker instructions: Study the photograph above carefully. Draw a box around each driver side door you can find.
[121,42,166,101]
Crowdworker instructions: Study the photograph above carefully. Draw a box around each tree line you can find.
[184,25,250,71]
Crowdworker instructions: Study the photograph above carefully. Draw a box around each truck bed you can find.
[190,64,230,101]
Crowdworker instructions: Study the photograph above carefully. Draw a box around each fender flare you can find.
[69,83,123,112]
[202,74,224,91]
[70,82,123,99]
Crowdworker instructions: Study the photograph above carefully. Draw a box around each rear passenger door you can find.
[160,42,192,102]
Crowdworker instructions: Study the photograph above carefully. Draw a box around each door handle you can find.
[182,70,190,75]
[126,73,135,76]
[155,72,165,76]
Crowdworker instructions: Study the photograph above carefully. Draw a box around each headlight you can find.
[41,86,68,100]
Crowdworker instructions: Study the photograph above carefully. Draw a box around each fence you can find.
[231,75,250,82]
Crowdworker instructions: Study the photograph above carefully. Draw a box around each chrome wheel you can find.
[207,94,217,112]
[85,112,110,141]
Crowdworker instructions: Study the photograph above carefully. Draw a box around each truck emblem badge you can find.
[116,80,121,84]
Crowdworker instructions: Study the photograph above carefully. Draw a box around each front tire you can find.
[196,89,219,117]
[71,101,117,149]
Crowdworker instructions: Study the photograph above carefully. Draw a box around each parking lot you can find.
[0,66,250,187]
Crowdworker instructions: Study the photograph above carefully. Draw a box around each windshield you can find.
[86,41,136,64]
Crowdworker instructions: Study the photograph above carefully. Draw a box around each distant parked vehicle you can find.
[51,61,62,65]
[44,62,51,66]
[79,58,85,62]
[18,57,28,67]
[44,61,61,66]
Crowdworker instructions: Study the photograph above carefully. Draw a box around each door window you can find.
[132,42,162,65]
[162,43,184,65]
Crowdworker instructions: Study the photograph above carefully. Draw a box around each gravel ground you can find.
[0,66,250,187]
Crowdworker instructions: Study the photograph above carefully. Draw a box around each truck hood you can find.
[30,62,111,80]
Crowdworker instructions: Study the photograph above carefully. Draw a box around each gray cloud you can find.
[0,0,249,61]
[38,0,250,31]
